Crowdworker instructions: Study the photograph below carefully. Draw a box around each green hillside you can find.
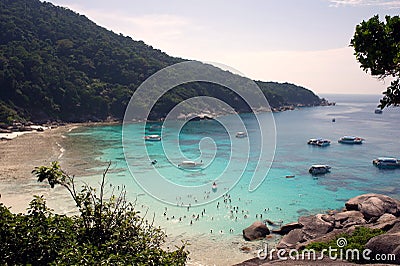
[0,0,323,123]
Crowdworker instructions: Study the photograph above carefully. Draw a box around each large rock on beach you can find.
[276,228,305,249]
[272,222,303,235]
[298,214,334,238]
[243,221,270,241]
[333,210,366,228]
[365,230,400,264]
[345,193,400,220]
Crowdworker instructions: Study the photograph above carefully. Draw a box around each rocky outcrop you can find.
[274,193,400,252]
[299,214,334,237]
[365,227,400,264]
[239,194,400,265]
[272,222,302,235]
[243,221,270,241]
[345,193,400,220]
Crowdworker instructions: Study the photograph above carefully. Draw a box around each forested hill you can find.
[0,0,324,123]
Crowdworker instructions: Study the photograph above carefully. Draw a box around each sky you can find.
[44,0,400,95]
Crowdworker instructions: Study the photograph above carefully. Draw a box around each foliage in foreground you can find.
[351,15,400,109]
[306,227,384,262]
[0,162,188,265]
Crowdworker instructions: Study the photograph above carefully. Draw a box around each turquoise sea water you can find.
[65,94,400,240]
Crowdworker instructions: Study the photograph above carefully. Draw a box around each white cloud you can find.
[328,0,400,9]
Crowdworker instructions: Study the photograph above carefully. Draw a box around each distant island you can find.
[0,0,332,125]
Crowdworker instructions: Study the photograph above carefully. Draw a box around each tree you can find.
[350,15,400,109]
[0,162,188,265]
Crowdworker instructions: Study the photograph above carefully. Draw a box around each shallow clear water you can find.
[14,94,394,265]
[63,94,400,239]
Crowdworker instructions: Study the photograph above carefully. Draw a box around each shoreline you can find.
[0,124,78,181]
[0,123,83,212]
[0,121,273,265]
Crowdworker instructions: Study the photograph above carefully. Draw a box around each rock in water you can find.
[243,221,270,241]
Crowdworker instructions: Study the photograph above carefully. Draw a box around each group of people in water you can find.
[160,191,284,235]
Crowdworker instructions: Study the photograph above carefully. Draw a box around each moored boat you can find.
[372,157,400,169]
[374,109,383,114]
[235,131,247,138]
[317,139,331,147]
[307,138,331,147]
[309,165,331,175]
[338,136,364,144]
[178,160,204,170]
[144,134,161,141]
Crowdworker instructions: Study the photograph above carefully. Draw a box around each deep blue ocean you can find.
[63,94,400,242]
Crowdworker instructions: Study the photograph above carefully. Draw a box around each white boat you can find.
[212,182,217,191]
[309,165,331,175]
[178,160,204,169]
[317,139,331,147]
[235,131,247,138]
[372,157,400,169]
[144,134,161,141]
[307,138,331,147]
[338,136,364,144]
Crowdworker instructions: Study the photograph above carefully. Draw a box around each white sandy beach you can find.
[0,125,77,212]
[0,124,267,265]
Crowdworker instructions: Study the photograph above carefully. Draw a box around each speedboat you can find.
[144,134,161,141]
[338,136,364,144]
[307,138,331,147]
[178,160,204,170]
[309,165,331,175]
[372,157,400,169]
[235,131,247,138]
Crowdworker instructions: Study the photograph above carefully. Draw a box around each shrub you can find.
[0,162,188,265]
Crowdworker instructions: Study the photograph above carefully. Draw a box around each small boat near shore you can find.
[338,136,364,144]
[309,165,331,175]
[235,131,247,138]
[178,160,204,170]
[144,134,161,141]
[372,157,400,169]
[307,138,331,147]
